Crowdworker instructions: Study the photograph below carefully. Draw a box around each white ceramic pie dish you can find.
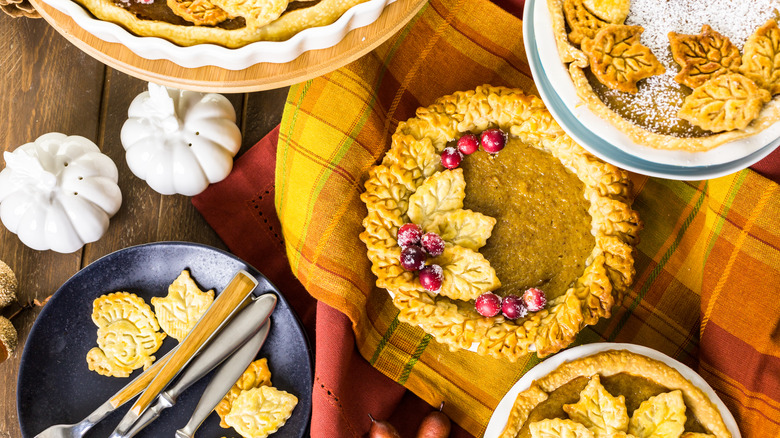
[38,0,397,69]
[484,342,742,438]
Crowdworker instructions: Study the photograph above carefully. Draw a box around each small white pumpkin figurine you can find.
[0,133,122,253]
[121,83,242,196]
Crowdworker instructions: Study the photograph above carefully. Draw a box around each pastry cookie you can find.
[740,18,780,96]
[87,292,166,378]
[669,25,742,89]
[225,386,298,438]
[217,358,273,428]
[151,270,215,342]
[679,74,771,132]
[167,0,229,26]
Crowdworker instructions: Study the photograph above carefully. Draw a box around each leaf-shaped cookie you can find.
[564,0,609,46]
[216,358,273,428]
[407,169,466,229]
[741,18,780,95]
[430,246,500,301]
[581,25,666,93]
[563,374,629,437]
[426,209,496,251]
[530,418,596,438]
[167,0,229,26]
[151,270,215,341]
[582,0,630,24]
[628,390,686,438]
[669,24,742,89]
[225,386,298,438]
[678,73,771,132]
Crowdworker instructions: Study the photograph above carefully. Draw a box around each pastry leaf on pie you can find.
[426,209,496,251]
[431,246,500,301]
[563,374,629,437]
[530,418,596,438]
[582,0,630,24]
[167,0,229,26]
[678,73,771,132]
[581,25,666,93]
[407,169,466,229]
[740,18,780,95]
[564,0,609,46]
[628,390,687,438]
[669,25,742,89]
[151,270,215,342]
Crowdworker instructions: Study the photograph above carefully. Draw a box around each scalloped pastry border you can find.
[499,349,732,438]
[359,85,641,361]
[546,0,780,152]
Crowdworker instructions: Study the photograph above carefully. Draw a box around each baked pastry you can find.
[679,73,771,133]
[360,85,641,361]
[73,0,371,48]
[151,269,215,341]
[547,0,780,151]
[217,358,273,427]
[224,386,298,438]
[499,350,732,438]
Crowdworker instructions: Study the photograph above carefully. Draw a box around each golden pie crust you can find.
[499,350,732,438]
[73,0,370,48]
[547,0,780,151]
[360,85,640,361]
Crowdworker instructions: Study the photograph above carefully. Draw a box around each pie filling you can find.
[460,138,594,301]
[516,373,708,438]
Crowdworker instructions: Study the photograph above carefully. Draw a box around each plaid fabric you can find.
[274,0,780,435]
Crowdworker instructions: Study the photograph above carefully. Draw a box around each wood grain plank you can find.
[0,14,106,438]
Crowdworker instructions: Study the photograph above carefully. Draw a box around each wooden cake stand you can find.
[29,0,427,92]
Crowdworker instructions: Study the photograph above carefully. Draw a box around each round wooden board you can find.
[29,0,427,92]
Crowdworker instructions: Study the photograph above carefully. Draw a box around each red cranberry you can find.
[475,292,502,317]
[400,245,426,271]
[480,129,506,153]
[419,264,444,292]
[457,134,480,155]
[421,232,445,257]
[440,147,463,169]
[523,288,547,312]
[397,223,422,248]
[501,295,528,320]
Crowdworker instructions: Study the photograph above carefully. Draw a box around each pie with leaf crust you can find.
[499,350,732,438]
[359,85,641,361]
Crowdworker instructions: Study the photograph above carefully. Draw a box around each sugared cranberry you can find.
[400,245,426,271]
[397,223,422,248]
[501,295,528,320]
[480,129,506,153]
[523,288,547,312]
[421,232,445,257]
[419,264,444,292]
[475,292,502,317]
[440,147,463,169]
[457,134,480,155]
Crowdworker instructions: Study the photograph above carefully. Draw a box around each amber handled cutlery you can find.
[108,270,258,438]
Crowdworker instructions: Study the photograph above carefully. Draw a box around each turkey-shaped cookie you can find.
[563,375,630,437]
[225,386,298,438]
[628,390,687,438]
[530,418,596,438]
[151,270,214,341]
[679,73,771,132]
[87,292,166,377]
[740,18,780,95]
[216,358,273,428]
[669,24,742,89]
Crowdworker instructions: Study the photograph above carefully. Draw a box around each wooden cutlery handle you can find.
[129,271,258,417]
[108,351,173,408]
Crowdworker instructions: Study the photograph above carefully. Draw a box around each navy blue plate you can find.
[17,242,312,438]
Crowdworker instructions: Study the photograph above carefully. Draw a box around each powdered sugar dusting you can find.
[597,0,780,135]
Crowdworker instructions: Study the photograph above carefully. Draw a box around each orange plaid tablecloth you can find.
[273,0,780,435]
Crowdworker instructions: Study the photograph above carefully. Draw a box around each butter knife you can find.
[121,294,276,437]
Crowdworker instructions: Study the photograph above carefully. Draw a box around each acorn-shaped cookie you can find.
[0,316,17,363]
[0,259,18,309]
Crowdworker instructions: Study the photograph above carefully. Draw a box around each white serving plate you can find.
[524,0,780,179]
[39,0,396,70]
[483,342,741,438]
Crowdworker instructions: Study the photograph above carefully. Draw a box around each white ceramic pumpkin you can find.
[0,133,122,253]
[120,83,242,196]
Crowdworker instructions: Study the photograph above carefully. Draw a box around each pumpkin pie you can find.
[360,85,641,361]
[547,0,780,151]
[499,350,732,438]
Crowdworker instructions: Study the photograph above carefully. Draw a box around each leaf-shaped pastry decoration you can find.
[431,246,501,301]
[530,418,596,438]
[564,0,609,46]
[224,386,298,438]
[740,18,780,95]
[669,24,742,89]
[582,0,630,24]
[563,375,629,437]
[151,270,215,341]
[628,390,687,438]
[678,73,771,132]
[407,169,466,229]
[167,0,229,26]
[426,209,496,251]
[581,25,666,93]
[216,358,273,427]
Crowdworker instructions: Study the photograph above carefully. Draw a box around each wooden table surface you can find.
[0,15,289,437]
